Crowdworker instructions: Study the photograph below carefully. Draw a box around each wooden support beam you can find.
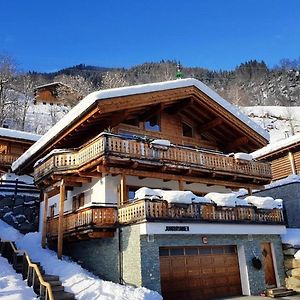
[41,192,48,249]
[226,136,249,151]
[247,188,252,196]
[288,152,296,175]
[105,166,264,189]
[198,117,223,133]
[77,171,102,178]
[120,174,127,206]
[178,180,184,191]
[139,103,164,121]
[166,98,194,115]
[51,175,91,184]
[57,179,65,259]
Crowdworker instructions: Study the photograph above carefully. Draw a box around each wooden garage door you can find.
[159,246,242,300]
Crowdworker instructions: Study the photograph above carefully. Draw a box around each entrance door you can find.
[261,243,276,287]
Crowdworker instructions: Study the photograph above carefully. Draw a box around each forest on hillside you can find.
[0,55,299,133]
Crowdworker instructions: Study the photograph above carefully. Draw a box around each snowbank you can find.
[0,220,162,300]
[1,172,34,185]
[0,256,37,299]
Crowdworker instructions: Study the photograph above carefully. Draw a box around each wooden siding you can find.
[271,155,292,181]
[293,151,300,174]
[116,111,218,150]
[118,199,284,225]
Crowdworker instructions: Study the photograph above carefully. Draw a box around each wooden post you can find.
[57,179,65,259]
[41,192,48,248]
[288,152,296,175]
[247,188,252,196]
[178,180,184,191]
[120,174,127,206]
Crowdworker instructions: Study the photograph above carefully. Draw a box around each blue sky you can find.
[0,0,299,72]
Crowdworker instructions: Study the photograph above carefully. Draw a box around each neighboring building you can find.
[12,79,286,300]
[0,128,41,174]
[252,134,300,228]
[34,82,80,105]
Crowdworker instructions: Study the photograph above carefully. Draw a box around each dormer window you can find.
[182,122,193,137]
[145,115,160,132]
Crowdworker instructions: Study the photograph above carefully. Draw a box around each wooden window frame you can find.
[182,122,194,138]
[72,193,85,211]
[144,114,161,132]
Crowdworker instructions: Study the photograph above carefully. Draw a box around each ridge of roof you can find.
[12,78,269,172]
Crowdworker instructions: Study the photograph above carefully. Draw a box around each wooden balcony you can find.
[118,199,284,225]
[34,133,272,184]
[0,153,19,167]
[46,205,117,240]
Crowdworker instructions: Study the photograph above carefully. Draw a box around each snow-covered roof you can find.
[12,78,269,172]
[34,81,66,90]
[0,127,41,142]
[252,133,300,159]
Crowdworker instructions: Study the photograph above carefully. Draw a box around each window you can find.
[72,193,85,211]
[145,115,160,132]
[49,205,55,217]
[182,122,193,137]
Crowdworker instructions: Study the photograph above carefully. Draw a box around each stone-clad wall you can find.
[64,234,120,282]
[0,194,40,233]
[138,233,285,295]
[253,182,300,228]
[283,243,300,291]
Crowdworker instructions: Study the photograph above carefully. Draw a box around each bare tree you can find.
[14,74,35,130]
[0,55,17,126]
[54,74,95,106]
[101,71,129,89]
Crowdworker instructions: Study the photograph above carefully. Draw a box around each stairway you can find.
[0,238,75,300]
[266,287,296,298]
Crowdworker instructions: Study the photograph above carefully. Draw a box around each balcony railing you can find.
[34,133,272,181]
[46,205,117,238]
[0,153,19,166]
[118,199,284,225]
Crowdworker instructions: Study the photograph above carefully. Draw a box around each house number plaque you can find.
[165,226,190,232]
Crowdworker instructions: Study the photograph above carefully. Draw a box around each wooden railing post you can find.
[120,174,127,206]
[41,192,48,248]
[57,179,65,259]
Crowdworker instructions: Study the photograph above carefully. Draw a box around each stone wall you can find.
[253,182,300,228]
[283,243,300,291]
[64,233,120,283]
[138,233,285,295]
[0,194,40,233]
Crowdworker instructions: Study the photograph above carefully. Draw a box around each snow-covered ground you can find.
[241,106,300,143]
[0,220,162,300]
[0,256,37,300]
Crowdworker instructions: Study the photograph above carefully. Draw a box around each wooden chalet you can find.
[34,82,80,105]
[0,128,40,174]
[13,79,286,300]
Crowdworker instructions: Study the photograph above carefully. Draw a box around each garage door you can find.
[159,245,242,300]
